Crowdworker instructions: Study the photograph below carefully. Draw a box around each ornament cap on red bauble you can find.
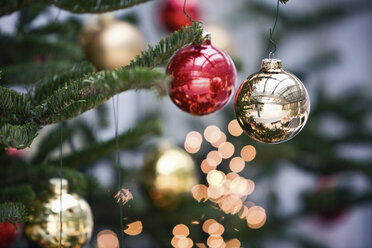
[167,33,237,116]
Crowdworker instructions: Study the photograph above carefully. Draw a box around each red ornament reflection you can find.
[159,0,199,32]
[167,39,237,116]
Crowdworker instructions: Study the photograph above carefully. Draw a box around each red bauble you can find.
[0,222,22,247]
[167,38,237,116]
[7,147,24,157]
[159,0,199,32]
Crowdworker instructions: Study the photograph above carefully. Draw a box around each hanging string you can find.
[183,0,202,26]
[112,96,125,247]
[59,123,63,248]
[268,0,280,59]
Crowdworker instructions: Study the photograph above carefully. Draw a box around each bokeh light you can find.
[184,131,203,154]
[218,142,235,159]
[191,184,208,203]
[225,238,241,248]
[207,170,225,186]
[228,119,243,136]
[211,132,227,148]
[201,159,217,174]
[207,235,224,248]
[204,125,222,144]
[172,224,190,237]
[97,230,119,248]
[207,150,222,165]
[229,157,245,173]
[240,145,256,162]
[171,223,193,248]
[114,188,133,205]
[123,220,143,236]
[185,124,266,231]
[246,206,266,229]
[184,142,200,154]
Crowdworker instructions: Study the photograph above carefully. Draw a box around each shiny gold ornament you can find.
[141,143,198,209]
[26,178,93,248]
[80,15,145,70]
[234,59,310,144]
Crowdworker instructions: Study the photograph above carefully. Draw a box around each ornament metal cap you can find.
[261,58,282,72]
[49,178,68,194]
[203,31,211,40]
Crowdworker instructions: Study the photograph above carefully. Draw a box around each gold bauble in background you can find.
[80,15,145,70]
[141,143,198,209]
[26,178,93,248]
[234,58,310,144]
[205,25,233,55]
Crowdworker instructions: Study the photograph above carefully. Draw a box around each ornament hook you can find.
[268,0,280,58]
[183,0,202,26]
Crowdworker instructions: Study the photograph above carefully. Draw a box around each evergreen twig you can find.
[0,0,152,17]
[48,116,162,168]
[0,202,28,223]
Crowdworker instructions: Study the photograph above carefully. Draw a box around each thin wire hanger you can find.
[183,0,202,26]
[268,0,280,59]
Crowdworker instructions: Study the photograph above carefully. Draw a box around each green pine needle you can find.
[0,23,204,148]
[54,0,153,13]
[48,116,163,168]
[0,202,28,223]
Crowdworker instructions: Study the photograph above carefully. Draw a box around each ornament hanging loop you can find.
[183,0,202,26]
[268,0,280,58]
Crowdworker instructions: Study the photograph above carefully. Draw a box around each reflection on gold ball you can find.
[25,178,93,248]
[235,59,310,144]
[142,143,198,209]
[80,16,145,70]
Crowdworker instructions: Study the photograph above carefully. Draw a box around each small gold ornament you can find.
[80,15,145,70]
[205,25,233,54]
[141,143,198,209]
[25,178,93,248]
[234,58,310,144]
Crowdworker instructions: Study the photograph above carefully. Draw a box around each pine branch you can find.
[0,122,38,149]
[31,120,97,164]
[33,68,170,124]
[0,86,32,124]
[0,34,83,66]
[48,116,162,168]
[28,17,82,39]
[0,0,152,17]
[33,61,96,104]
[17,3,48,32]
[0,0,46,17]
[1,61,75,86]
[0,24,204,148]
[127,22,205,69]
[53,0,152,13]
[0,202,28,223]
[280,0,288,3]
[0,185,35,205]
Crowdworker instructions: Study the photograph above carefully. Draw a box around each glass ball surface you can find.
[234,59,310,144]
[167,38,237,116]
[25,179,93,248]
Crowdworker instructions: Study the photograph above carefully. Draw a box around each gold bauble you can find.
[26,178,93,248]
[80,15,145,70]
[234,58,310,144]
[205,25,233,54]
[142,143,198,209]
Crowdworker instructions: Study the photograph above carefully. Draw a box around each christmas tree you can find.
[1,0,371,247]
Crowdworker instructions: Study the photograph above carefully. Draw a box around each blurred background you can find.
[0,0,372,247]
